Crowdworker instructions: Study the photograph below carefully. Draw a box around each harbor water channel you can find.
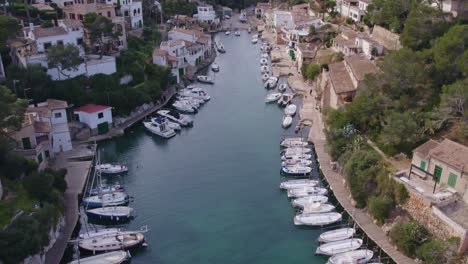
[74,32,350,264]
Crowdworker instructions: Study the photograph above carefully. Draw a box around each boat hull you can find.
[316,238,363,256]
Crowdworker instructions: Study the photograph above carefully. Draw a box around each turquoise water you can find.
[92,33,331,264]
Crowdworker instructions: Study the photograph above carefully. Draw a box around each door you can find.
[178,68,184,76]
[420,160,426,170]
[22,137,31,149]
[447,173,457,188]
[433,165,442,183]
[289,49,295,60]
[97,122,109,135]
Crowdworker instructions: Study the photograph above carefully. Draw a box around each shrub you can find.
[346,18,354,25]
[41,20,54,28]
[393,182,409,204]
[368,195,394,224]
[390,220,429,257]
[302,64,321,80]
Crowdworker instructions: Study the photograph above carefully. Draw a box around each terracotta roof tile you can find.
[74,104,111,113]
[329,62,355,94]
[344,55,379,81]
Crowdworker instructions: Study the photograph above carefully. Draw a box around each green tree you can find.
[6,64,54,102]
[0,16,20,48]
[368,195,394,224]
[83,13,119,58]
[366,0,417,33]
[439,78,468,122]
[390,220,429,256]
[0,86,28,132]
[379,110,423,152]
[400,5,449,50]
[47,44,82,79]
[302,64,321,80]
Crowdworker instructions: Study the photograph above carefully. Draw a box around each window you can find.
[43,42,52,50]
[77,38,83,45]
[22,137,31,149]
[448,173,457,188]
[124,11,129,16]
[54,112,62,118]
[78,14,84,20]
[45,150,50,158]
[57,40,64,46]
[98,112,104,119]
[107,11,111,17]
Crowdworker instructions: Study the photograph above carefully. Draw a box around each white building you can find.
[114,0,144,28]
[168,28,212,58]
[193,3,218,24]
[74,104,113,135]
[335,0,370,21]
[273,11,295,31]
[11,20,117,80]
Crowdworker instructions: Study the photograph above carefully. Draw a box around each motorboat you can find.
[278,93,293,106]
[287,186,328,197]
[278,83,287,92]
[143,119,176,139]
[172,101,195,113]
[265,93,282,103]
[301,203,335,214]
[197,75,215,84]
[260,58,268,65]
[261,65,269,73]
[177,97,201,109]
[282,166,312,176]
[284,104,297,116]
[280,140,308,148]
[261,53,269,58]
[280,179,318,189]
[157,109,193,126]
[82,192,129,208]
[86,206,133,221]
[95,164,128,174]
[152,117,180,131]
[282,115,292,128]
[234,31,241,36]
[262,73,269,81]
[281,153,312,160]
[216,42,226,53]
[316,238,363,255]
[79,230,147,252]
[248,27,251,33]
[281,137,304,144]
[327,249,374,264]
[292,195,329,207]
[294,212,342,226]
[79,228,121,239]
[89,183,124,196]
[69,250,130,264]
[211,62,220,72]
[251,38,258,44]
[281,159,313,167]
[264,79,275,89]
[319,228,356,243]
[282,147,312,155]
[179,88,210,101]
[225,31,230,35]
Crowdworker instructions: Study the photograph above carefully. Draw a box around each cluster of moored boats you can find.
[279,137,384,263]
[73,162,148,263]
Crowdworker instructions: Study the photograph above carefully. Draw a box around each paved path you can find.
[45,145,95,264]
[301,91,416,264]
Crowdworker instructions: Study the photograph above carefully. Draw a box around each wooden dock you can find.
[302,93,416,264]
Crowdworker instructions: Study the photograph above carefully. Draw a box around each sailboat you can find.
[82,192,129,208]
[86,206,134,221]
[79,229,147,252]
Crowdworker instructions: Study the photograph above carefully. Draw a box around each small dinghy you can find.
[292,195,329,207]
[277,93,293,106]
[281,159,312,167]
[284,104,297,116]
[82,192,129,208]
[327,249,374,264]
[316,238,363,255]
[282,115,293,128]
[294,212,342,226]
[278,83,287,92]
[282,147,311,155]
[251,38,258,44]
[216,42,226,53]
[157,109,193,126]
[79,228,120,239]
[86,206,134,221]
[260,58,268,65]
[302,203,336,214]
[79,230,147,252]
[261,53,269,58]
[280,140,308,148]
[265,93,282,103]
[262,73,269,81]
[281,153,312,160]
[225,31,230,35]
[280,179,318,189]
[211,62,220,72]
[287,186,327,197]
[319,228,356,243]
[143,120,176,139]
[197,75,214,84]
[95,164,128,174]
[234,31,241,36]
[69,250,130,264]
[282,166,312,176]
[261,65,269,73]
[281,137,304,144]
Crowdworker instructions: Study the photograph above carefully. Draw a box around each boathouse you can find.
[74,104,113,135]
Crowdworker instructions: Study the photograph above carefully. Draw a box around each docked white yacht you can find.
[278,83,287,92]
[280,140,308,148]
[281,153,312,160]
[294,212,342,226]
[326,249,374,264]
[143,118,176,138]
[86,206,133,221]
[279,179,318,189]
[79,230,147,252]
[315,238,363,255]
[197,75,215,84]
[282,166,312,176]
[225,31,230,35]
[319,228,356,243]
[211,62,220,72]
[251,38,258,44]
[282,115,292,128]
[216,42,226,53]
[287,186,327,197]
[152,117,180,131]
[301,203,336,214]
[157,109,193,126]
[281,159,313,168]
[292,195,329,207]
[284,104,297,116]
[265,93,282,103]
[69,250,130,264]
[281,137,304,144]
[172,101,196,113]
[95,164,128,174]
[82,192,129,208]
[282,147,312,155]
[79,228,121,239]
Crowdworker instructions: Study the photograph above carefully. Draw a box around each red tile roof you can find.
[75,104,111,113]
